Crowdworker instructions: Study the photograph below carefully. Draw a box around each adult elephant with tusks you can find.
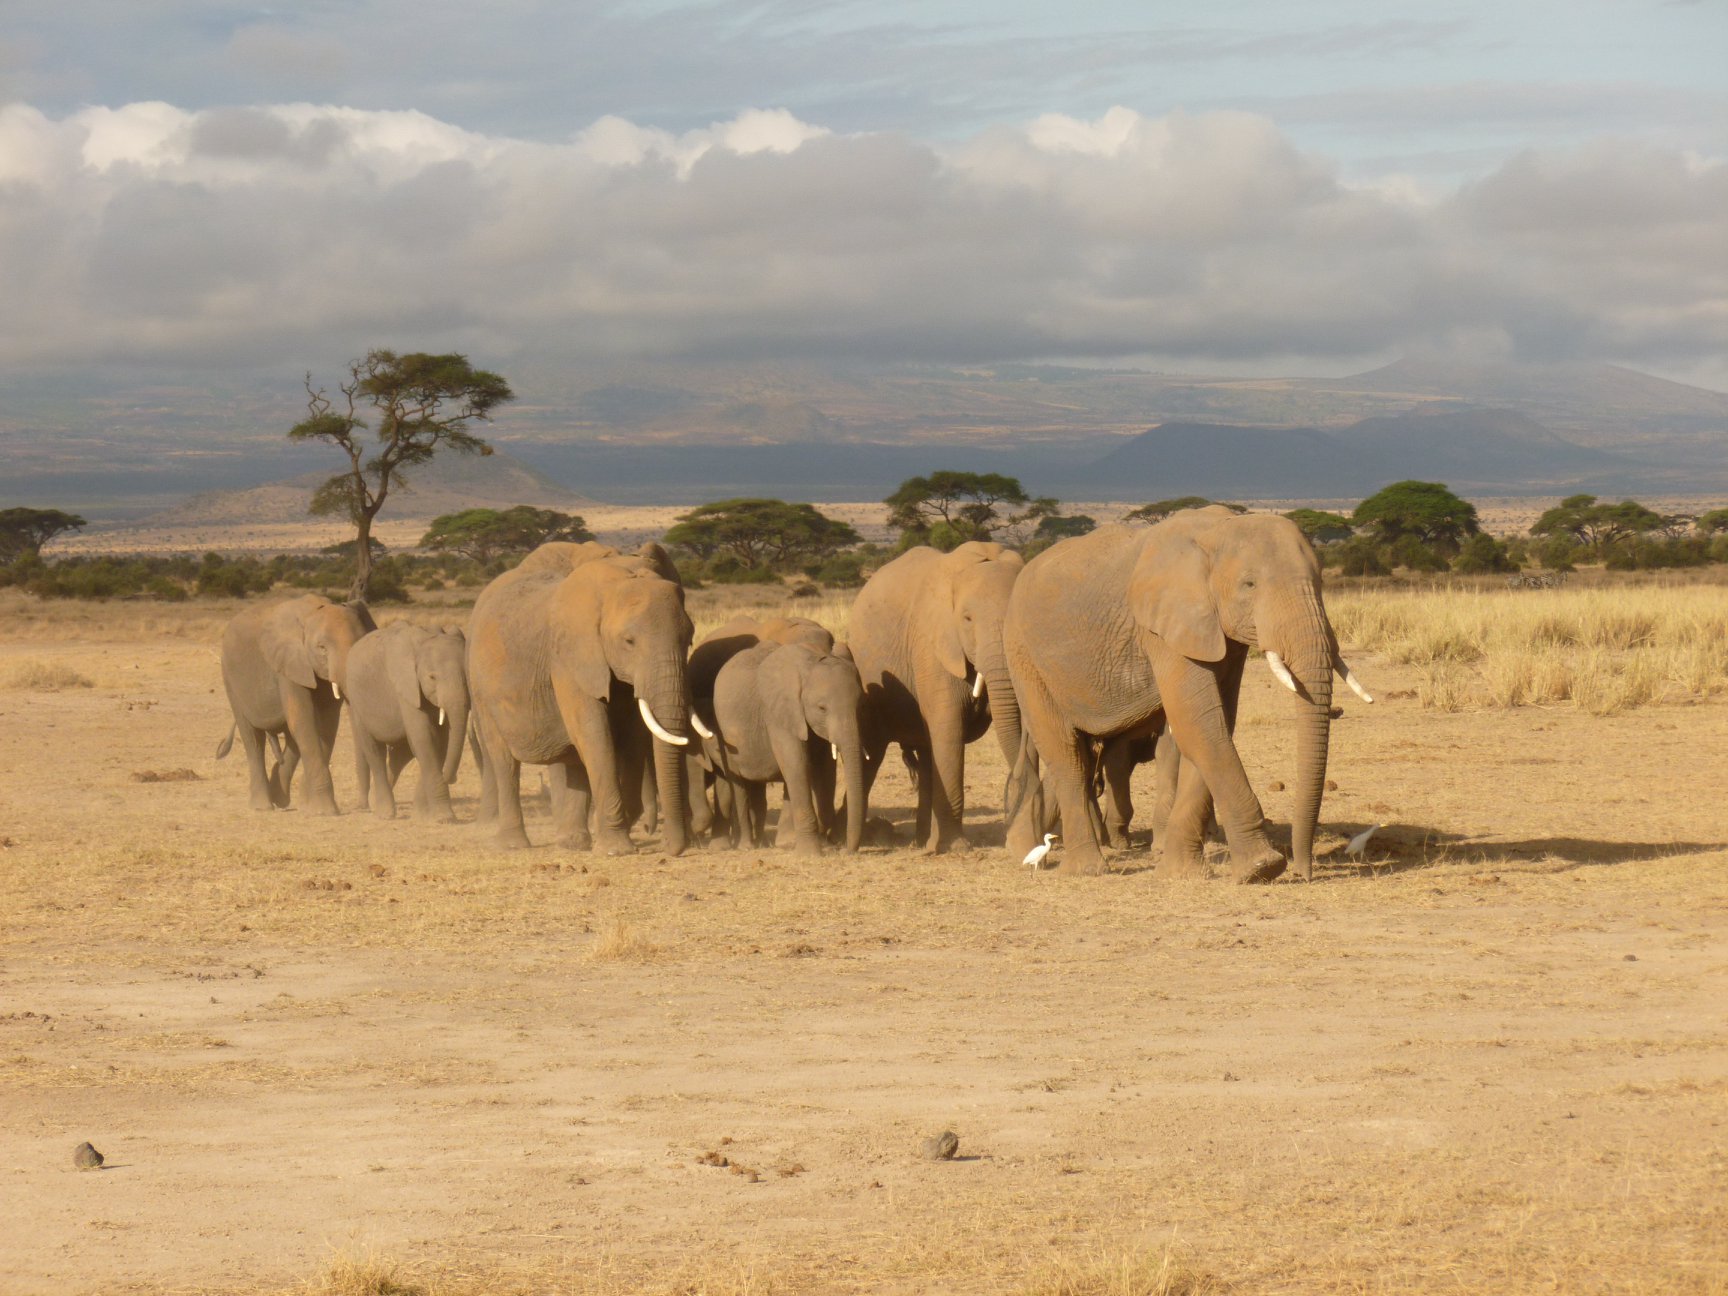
[467,540,709,856]
[848,541,1023,853]
[1004,507,1373,881]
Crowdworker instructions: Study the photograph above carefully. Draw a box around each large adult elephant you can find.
[216,595,376,814]
[1004,508,1371,881]
[345,621,470,822]
[467,541,701,855]
[701,641,868,854]
[849,541,1023,853]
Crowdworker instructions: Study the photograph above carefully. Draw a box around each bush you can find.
[1452,533,1517,574]
[1536,535,1580,572]
[703,555,780,584]
[813,552,868,588]
[1389,535,1448,572]
[1334,537,1391,577]
[146,575,189,601]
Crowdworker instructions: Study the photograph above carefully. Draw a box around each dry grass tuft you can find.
[298,1249,429,1296]
[582,914,663,963]
[1022,1243,1227,1296]
[2,658,95,690]
[131,767,203,782]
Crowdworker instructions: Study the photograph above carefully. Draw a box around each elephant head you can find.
[766,645,869,852]
[1130,507,1367,879]
[552,552,697,853]
[396,625,470,786]
[920,541,1025,761]
[260,595,375,698]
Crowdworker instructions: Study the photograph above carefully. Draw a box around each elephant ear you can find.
[261,603,318,689]
[925,552,973,681]
[1129,531,1226,663]
[386,632,425,713]
[765,649,809,744]
[635,541,682,585]
[556,569,614,701]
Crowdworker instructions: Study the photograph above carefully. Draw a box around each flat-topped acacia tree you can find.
[291,350,515,600]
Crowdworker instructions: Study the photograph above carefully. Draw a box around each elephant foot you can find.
[1057,850,1106,877]
[921,834,971,856]
[597,832,635,857]
[495,827,532,850]
[1232,852,1287,885]
[1159,852,1209,880]
[305,800,341,817]
[557,833,593,852]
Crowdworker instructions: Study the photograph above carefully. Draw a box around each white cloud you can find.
[0,100,1721,373]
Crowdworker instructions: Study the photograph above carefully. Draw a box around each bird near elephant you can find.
[216,594,376,814]
[698,639,869,854]
[848,541,1023,853]
[344,621,470,822]
[467,540,702,856]
[1003,507,1371,881]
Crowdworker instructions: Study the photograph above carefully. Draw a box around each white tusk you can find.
[1264,651,1299,694]
[1344,669,1374,704]
[437,707,446,726]
[690,713,715,741]
[638,697,688,746]
[331,681,341,701]
[971,673,985,699]
[831,742,839,761]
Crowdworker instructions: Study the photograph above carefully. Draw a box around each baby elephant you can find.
[345,622,471,821]
[701,641,868,854]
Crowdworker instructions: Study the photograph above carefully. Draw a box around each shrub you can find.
[1389,535,1447,573]
[1452,533,1517,574]
[813,552,867,588]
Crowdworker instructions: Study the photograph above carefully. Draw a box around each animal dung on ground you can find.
[73,1142,104,1170]
[919,1130,960,1161]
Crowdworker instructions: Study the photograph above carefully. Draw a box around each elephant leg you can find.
[234,720,278,812]
[276,734,299,807]
[1102,739,1136,846]
[399,709,454,824]
[358,731,396,820]
[281,687,338,816]
[1161,754,1213,877]
[1156,651,1282,884]
[563,699,632,855]
[718,778,742,849]
[687,756,712,838]
[479,715,530,849]
[745,782,770,848]
[473,722,498,825]
[388,742,412,789]
[1015,670,1106,875]
[549,757,592,851]
[1149,727,1180,847]
[769,735,824,855]
[352,728,371,812]
[909,746,934,849]
[810,746,838,842]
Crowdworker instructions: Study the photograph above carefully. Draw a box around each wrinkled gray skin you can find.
[848,542,1023,853]
[468,541,694,856]
[684,615,836,844]
[1005,508,1361,881]
[700,641,868,855]
[345,622,470,822]
[216,595,376,814]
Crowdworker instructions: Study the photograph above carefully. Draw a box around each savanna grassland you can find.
[1,575,1725,1296]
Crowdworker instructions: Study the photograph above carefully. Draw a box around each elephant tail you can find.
[1003,729,1042,827]
[215,724,235,760]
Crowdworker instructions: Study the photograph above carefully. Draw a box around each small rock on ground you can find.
[73,1142,104,1170]
[919,1131,959,1161]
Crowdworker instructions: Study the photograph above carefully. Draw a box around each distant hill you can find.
[148,447,594,527]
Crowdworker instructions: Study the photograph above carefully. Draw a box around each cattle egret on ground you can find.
[1344,824,1385,861]
[1024,832,1058,871]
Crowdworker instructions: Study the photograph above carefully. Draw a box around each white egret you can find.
[1024,832,1058,871]
[1344,824,1385,861]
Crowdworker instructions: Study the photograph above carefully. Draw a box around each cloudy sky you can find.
[1,0,1724,387]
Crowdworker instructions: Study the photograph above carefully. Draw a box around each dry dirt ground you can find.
[1,592,1725,1295]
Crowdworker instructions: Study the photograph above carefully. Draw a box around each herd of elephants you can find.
[217,505,1375,881]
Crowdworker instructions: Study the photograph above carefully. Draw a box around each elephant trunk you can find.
[1268,593,1336,881]
[838,716,867,853]
[439,690,469,787]
[642,656,691,856]
[979,646,1021,769]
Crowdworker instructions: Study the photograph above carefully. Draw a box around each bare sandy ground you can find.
[0,593,1725,1293]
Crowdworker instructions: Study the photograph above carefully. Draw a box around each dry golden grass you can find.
[1,656,96,689]
[1330,583,1728,713]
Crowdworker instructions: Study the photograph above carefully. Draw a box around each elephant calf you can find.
[345,622,470,821]
[700,641,868,855]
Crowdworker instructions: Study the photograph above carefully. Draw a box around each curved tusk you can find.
[638,697,688,746]
[1264,651,1299,694]
[1343,669,1374,704]
[971,672,985,700]
[831,742,839,761]
[437,707,446,727]
[690,712,715,741]
[331,681,341,701]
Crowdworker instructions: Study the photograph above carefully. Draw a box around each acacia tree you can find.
[1530,495,1667,554]
[1283,508,1355,543]
[420,506,593,565]
[885,471,1031,548]
[1353,481,1479,554]
[291,350,514,599]
[664,499,860,571]
[1123,496,1246,525]
[0,507,87,560]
